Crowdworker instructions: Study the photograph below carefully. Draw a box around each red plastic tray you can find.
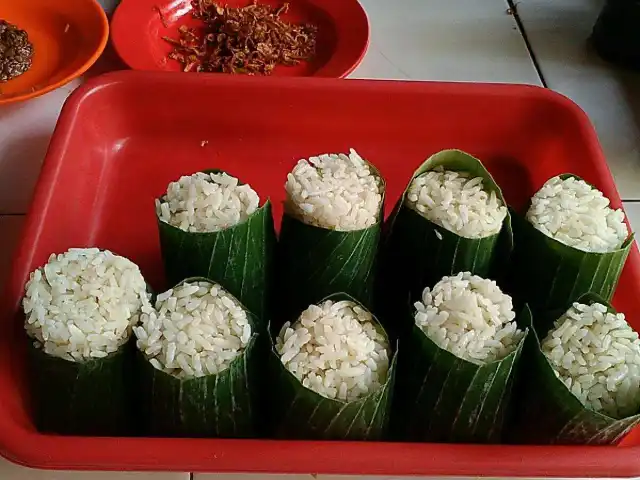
[2,71,640,477]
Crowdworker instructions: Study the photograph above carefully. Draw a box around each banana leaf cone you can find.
[378,149,513,336]
[156,170,276,327]
[391,304,529,443]
[510,174,633,332]
[268,293,397,440]
[509,293,640,445]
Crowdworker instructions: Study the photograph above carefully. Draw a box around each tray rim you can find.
[2,70,639,477]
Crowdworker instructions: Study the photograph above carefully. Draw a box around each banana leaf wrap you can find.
[379,150,513,334]
[28,338,135,436]
[269,293,397,440]
[277,163,385,321]
[512,293,640,445]
[157,170,276,325]
[136,277,264,438]
[392,304,529,443]
[511,174,633,328]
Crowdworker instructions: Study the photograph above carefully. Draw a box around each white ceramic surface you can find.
[351,0,541,84]
[0,457,188,480]
[0,80,80,214]
[515,0,640,200]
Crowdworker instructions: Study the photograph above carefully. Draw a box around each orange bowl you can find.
[0,0,108,105]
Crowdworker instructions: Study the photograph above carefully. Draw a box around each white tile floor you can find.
[515,0,640,201]
[193,476,314,480]
[0,458,188,480]
[351,0,541,84]
[0,80,80,215]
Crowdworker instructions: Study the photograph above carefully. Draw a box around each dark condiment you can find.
[0,20,34,82]
[163,0,317,75]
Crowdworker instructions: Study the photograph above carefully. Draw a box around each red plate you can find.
[110,0,369,78]
[2,71,640,477]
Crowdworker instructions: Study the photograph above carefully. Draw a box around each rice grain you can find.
[527,176,628,253]
[541,301,640,418]
[285,149,383,231]
[414,272,524,364]
[156,172,260,233]
[276,299,390,402]
[134,281,251,379]
[23,248,152,362]
[405,168,507,238]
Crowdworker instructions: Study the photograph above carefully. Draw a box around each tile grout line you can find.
[506,0,548,88]
[500,1,640,204]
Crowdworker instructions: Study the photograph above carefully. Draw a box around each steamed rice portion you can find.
[276,300,390,402]
[541,302,640,418]
[405,168,507,239]
[134,281,251,379]
[526,176,628,253]
[285,149,383,231]
[414,272,524,364]
[23,248,152,362]
[156,171,260,233]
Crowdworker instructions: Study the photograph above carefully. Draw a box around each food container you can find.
[592,0,640,70]
[1,70,640,477]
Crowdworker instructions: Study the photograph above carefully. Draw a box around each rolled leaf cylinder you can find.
[136,278,263,438]
[512,293,640,445]
[380,149,513,333]
[511,174,633,327]
[392,305,529,443]
[277,162,385,321]
[28,339,134,436]
[157,170,276,325]
[269,293,397,440]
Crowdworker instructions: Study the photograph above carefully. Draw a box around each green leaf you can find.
[512,294,640,445]
[511,177,633,326]
[28,338,135,436]
[379,150,513,331]
[269,293,397,440]
[277,162,385,321]
[392,305,529,443]
[157,170,276,325]
[136,277,263,438]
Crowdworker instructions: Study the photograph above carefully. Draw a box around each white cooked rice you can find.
[276,299,390,402]
[541,302,640,418]
[405,168,507,239]
[526,175,628,253]
[23,248,152,362]
[414,272,524,364]
[285,149,383,231]
[156,171,260,233]
[134,281,251,379]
